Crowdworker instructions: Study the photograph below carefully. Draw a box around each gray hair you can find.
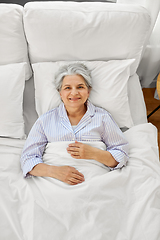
[54,62,92,91]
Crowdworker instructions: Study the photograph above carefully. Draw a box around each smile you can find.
[69,98,81,101]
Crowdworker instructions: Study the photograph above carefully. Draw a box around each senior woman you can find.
[20,62,129,185]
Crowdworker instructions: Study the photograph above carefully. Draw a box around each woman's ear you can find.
[59,91,64,103]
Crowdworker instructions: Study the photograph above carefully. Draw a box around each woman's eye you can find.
[78,86,83,89]
[65,87,70,90]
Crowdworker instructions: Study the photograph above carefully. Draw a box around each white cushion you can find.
[32,59,134,128]
[24,1,150,75]
[0,63,26,139]
[0,4,32,80]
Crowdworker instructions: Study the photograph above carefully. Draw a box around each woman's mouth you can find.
[69,97,80,101]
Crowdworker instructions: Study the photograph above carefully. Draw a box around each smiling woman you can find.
[20,62,129,185]
[59,75,90,125]
[55,63,92,127]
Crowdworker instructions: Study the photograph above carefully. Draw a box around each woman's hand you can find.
[67,141,118,168]
[67,141,95,159]
[53,166,85,185]
[29,163,85,185]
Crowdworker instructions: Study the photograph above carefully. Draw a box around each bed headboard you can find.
[23,1,150,76]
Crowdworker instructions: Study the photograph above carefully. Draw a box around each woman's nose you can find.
[70,88,78,95]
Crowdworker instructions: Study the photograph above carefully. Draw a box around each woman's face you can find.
[60,74,90,111]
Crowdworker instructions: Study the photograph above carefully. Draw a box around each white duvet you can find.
[0,123,160,240]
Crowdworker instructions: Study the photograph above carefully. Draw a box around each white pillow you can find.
[0,4,32,80]
[0,63,26,139]
[32,59,135,128]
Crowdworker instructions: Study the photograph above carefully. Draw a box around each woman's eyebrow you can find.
[63,84,70,87]
[63,83,85,87]
[77,83,85,86]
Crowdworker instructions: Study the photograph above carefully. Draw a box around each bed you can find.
[0,2,160,240]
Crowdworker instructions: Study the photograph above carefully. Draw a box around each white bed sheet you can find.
[0,123,160,240]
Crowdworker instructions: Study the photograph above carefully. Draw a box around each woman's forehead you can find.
[62,74,86,85]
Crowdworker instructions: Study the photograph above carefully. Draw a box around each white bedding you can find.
[0,123,160,240]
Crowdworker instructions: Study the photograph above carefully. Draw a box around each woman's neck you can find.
[65,105,87,125]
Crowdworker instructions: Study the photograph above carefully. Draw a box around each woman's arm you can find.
[101,113,129,169]
[21,119,85,184]
[67,112,129,169]
[21,116,84,184]
[93,148,118,167]
[20,118,48,177]
[29,163,85,185]
[67,141,118,168]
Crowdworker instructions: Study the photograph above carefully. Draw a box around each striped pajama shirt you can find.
[20,101,129,177]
